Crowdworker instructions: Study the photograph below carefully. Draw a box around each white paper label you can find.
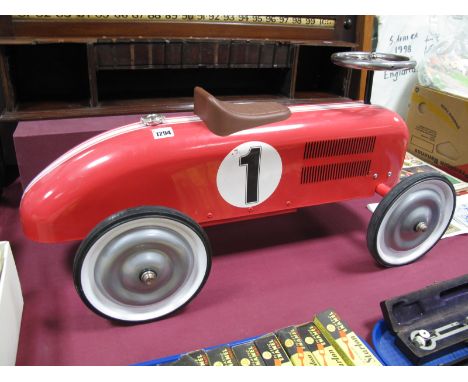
[152,127,174,140]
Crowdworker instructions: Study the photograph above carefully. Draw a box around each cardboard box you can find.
[314,309,382,366]
[187,350,211,366]
[296,322,346,366]
[0,242,24,366]
[231,342,265,366]
[254,333,292,366]
[206,346,238,366]
[407,85,468,182]
[169,354,200,366]
[275,326,319,366]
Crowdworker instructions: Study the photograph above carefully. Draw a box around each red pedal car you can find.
[20,53,456,322]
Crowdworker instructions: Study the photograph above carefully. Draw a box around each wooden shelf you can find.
[0,16,373,122]
[1,93,349,121]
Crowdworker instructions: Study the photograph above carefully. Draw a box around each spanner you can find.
[410,317,468,351]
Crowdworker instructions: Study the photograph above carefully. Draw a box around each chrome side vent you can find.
[301,160,371,184]
[303,136,376,159]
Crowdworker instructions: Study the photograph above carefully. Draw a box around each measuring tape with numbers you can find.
[13,15,335,29]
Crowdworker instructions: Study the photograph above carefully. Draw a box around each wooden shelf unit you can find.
[0,16,374,121]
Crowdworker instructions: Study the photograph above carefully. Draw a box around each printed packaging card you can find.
[314,309,382,366]
[296,322,347,366]
[206,346,238,366]
[187,350,211,366]
[254,333,293,366]
[169,354,200,366]
[275,326,320,366]
[231,342,265,366]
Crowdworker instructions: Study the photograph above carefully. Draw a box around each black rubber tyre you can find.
[367,173,456,267]
[73,206,212,323]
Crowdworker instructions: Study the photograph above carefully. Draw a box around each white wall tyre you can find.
[367,173,456,267]
[73,206,211,323]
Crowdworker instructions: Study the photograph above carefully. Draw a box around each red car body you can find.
[20,101,408,243]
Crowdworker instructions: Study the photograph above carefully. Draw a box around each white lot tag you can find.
[152,127,174,140]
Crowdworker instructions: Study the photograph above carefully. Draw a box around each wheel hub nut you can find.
[140,270,157,286]
[415,222,428,232]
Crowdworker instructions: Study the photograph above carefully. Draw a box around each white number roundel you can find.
[216,141,282,208]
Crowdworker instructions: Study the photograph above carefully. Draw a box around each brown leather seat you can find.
[193,87,291,136]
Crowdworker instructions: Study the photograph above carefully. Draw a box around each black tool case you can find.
[380,274,468,364]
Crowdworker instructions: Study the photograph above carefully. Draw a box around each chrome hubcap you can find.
[94,226,193,306]
[80,217,208,321]
[376,179,454,265]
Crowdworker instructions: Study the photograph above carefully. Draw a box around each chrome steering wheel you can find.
[331,51,417,104]
[331,52,417,71]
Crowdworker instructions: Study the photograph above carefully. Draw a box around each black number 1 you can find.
[239,147,262,204]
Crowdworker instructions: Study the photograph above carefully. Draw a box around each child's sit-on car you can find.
[20,52,456,323]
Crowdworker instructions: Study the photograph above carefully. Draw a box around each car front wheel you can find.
[73,206,212,323]
[367,173,456,267]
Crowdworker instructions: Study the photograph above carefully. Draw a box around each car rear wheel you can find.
[73,206,211,323]
[367,173,456,267]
